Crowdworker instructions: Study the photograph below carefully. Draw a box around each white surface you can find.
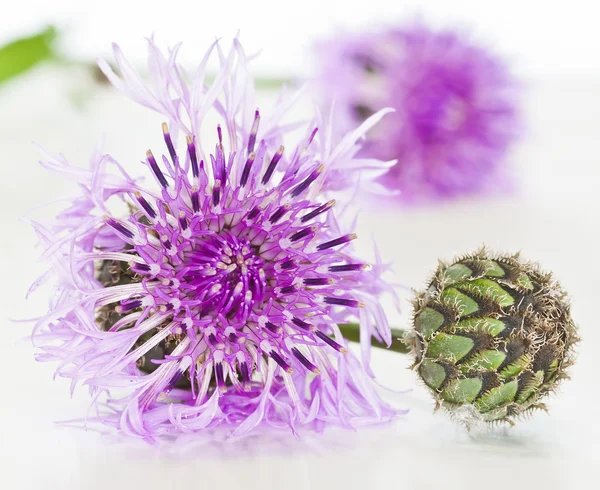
[1,60,600,490]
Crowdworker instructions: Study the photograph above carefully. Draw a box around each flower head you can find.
[314,23,520,201]
[409,248,578,427]
[28,37,398,440]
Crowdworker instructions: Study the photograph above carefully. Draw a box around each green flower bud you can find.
[409,248,579,426]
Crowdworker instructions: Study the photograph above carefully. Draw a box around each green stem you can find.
[204,75,291,90]
[254,77,293,90]
[338,323,410,354]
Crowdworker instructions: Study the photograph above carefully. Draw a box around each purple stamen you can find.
[162,123,177,164]
[265,321,282,334]
[329,263,367,272]
[178,213,188,231]
[164,369,185,394]
[270,351,293,373]
[106,218,134,239]
[120,299,142,311]
[317,233,357,251]
[303,277,331,286]
[279,259,296,270]
[291,164,324,198]
[146,150,169,188]
[261,146,284,185]
[301,199,335,223]
[290,226,314,242]
[212,180,221,207]
[191,189,200,213]
[269,205,288,224]
[315,330,346,353]
[239,361,250,384]
[292,317,311,330]
[291,347,320,374]
[214,361,225,390]
[240,153,256,187]
[186,136,199,178]
[278,285,297,295]
[247,110,260,154]
[323,297,362,308]
[246,207,261,221]
[136,194,157,219]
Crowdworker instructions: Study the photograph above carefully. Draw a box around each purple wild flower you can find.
[314,23,521,201]
[27,37,398,441]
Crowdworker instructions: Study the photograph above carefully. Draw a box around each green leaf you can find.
[0,26,58,85]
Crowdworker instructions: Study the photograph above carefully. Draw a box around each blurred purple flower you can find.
[314,23,521,201]
[27,37,400,441]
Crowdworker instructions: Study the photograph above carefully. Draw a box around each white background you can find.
[0,0,599,78]
[1,1,599,489]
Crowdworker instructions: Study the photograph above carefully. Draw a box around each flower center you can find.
[179,231,266,321]
[95,119,365,395]
[409,74,469,143]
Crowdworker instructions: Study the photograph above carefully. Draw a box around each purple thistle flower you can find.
[314,23,521,201]
[27,37,399,441]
